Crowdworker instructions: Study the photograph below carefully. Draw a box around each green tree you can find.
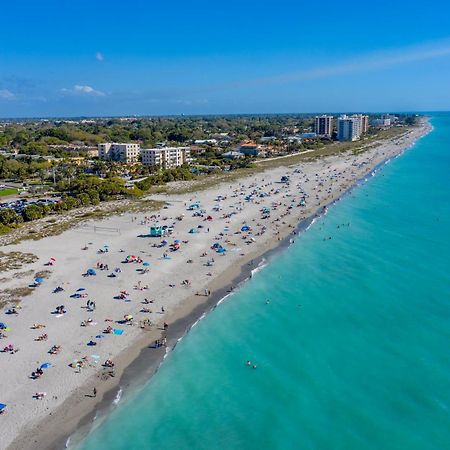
[0,209,23,226]
[22,204,44,221]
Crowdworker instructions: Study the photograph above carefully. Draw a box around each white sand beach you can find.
[0,122,430,450]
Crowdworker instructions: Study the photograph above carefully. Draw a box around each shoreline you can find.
[5,120,432,450]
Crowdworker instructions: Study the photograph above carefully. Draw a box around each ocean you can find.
[76,114,450,450]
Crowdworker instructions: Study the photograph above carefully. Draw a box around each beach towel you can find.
[113,329,124,335]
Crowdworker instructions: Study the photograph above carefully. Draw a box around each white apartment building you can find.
[141,147,191,168]
[98,143,141,163]
[351,114,369,134]
[337,115,362,141]
[314,115,334,136]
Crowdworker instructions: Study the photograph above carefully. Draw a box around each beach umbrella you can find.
[143,262,150,267]
[0,323,6,329]
[95,335,105,339]
[40,363,52,369]
[0,404,6,411]
[87,269,96,276]
[50,257,56,261]
[34,277,44,284]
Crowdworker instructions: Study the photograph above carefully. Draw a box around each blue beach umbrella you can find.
[40,363,52,369]
[143,262,150,267]
[95,335,105,339]
[35,278,44,284]
[0,403,6,411]
[0,323,6,329]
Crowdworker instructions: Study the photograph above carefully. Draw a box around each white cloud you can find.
[0,89,15,100]
[96,52,104,62]
[61,85,106,97]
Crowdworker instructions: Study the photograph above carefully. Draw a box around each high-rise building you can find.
[141,147,191,168]
[314,115,334,136]
[351,114,369,134]
[98,143,141,162]
[337,115,361,141]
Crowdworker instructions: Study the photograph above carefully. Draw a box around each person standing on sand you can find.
[93,387,97,397]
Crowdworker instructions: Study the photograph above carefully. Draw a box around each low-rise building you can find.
[194,139,217,145]
[371,118,391,127]
[237,142,259,156]
[141,147,191,168]
[222,151,244,160]
[98,143,141,162]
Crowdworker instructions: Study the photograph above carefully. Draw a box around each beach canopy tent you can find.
[149,226,165,237]
[87,269,97,276]
[40,363,52,369]
[34,277,44,284]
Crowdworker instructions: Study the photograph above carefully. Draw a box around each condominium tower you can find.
[351,114,369,134]
[337,116,361,141]
[314,115,334,137]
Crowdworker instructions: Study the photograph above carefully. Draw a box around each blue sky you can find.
[1,0,450,117]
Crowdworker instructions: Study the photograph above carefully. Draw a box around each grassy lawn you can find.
[0,188,18,197]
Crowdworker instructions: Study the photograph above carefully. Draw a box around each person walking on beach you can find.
[93,387,97,397]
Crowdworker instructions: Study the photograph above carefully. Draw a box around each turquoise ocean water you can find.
[77,115,450,450]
